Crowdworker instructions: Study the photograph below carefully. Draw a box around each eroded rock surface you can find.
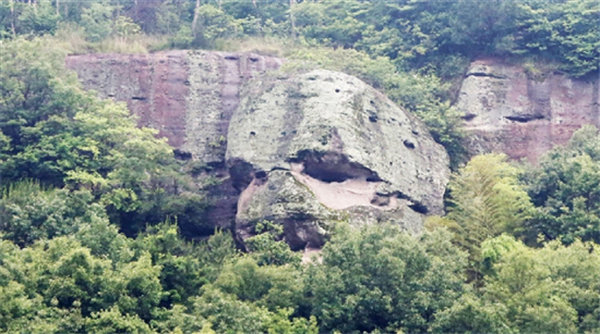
[66,53,449,249]
[456,58,599,162]
[227,70,450,248]
[66,50,282,162]
[66,50,282,230]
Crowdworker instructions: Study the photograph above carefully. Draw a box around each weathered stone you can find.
[227,70,450,247]
[66,50,282,163]
[66,53,450,249]
[456,58,600,162]
[66,51,190,148]
[66,51,282,230]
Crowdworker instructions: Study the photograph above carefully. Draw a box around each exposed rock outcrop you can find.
[66,50,282,229]
[66,52,450,249]
[66,50,282,163]
[457,58,600,162]
[227,70,449,248]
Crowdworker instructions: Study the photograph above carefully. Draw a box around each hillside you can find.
[1,1,599,333]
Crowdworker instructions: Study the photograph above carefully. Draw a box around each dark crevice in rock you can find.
[270,166,291,173]
[389,191,429,214]
[368,112,378,123]
[289,150,381,183]
[409,201,428,214]
[403,140,415,149]
[228,159,255,191]
[283,218,326,251]
[504,114,545,123]
[173,149,192,160]
[131,96,147,100]
[206,161,226,170]
[462,113,477,121]
[370,194,391,207]
[466,72,506,79]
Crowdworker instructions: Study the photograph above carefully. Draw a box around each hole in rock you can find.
[409,201,428,214]
[174,149,192,160]
[505,114,544,123]
[290,150,381,183]
[403,140,415,149]
[462,113,476,121]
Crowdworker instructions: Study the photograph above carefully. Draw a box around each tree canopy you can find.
[0,1,599,332]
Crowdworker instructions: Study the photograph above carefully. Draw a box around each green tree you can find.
[190,4,240,48]
[434,235,599,333]
[0,37,206,235]
[84,306,152,334]
[431,154,533,276]
[213,257,303,311]
[304,224,467,333]
[80,1,115,42]
[0,180,107,246]
[524,125,600,245]
[245,220,301,266]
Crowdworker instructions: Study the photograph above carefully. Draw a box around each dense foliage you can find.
[0,38,209,236]
[524,125,600,245]
[1,1,599,333]
[3,0,597,76]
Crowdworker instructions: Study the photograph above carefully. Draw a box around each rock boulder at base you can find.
[227,70,450,249]
[456,58,600,162]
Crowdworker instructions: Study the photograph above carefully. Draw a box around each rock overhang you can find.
[227,69,451,244]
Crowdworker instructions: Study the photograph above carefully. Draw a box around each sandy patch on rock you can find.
[290,162,397,211]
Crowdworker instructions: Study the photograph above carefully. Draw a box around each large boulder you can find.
[227,70,450,249]
[456,58,599,162]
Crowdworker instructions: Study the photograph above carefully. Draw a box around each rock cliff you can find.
[66,51,449,248]
[456,58,599,162]
[67,50,283,231]
[66,51,600,247]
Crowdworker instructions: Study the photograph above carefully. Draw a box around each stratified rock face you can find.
[66,51,190,148]
[66,51,283,230]
[456,59,599,162]
[66,50,283,163]
[66,53,449,249]
[227,70,450,249]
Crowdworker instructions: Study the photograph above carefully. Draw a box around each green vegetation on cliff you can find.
[1,1,599,333]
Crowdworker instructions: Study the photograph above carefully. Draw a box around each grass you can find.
[51,24,169,55]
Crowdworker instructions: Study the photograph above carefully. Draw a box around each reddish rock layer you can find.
[65,50,282,155]
[457,58,599,162]
[66,51,189,147]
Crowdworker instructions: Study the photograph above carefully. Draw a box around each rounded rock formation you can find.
[227,70,450,248]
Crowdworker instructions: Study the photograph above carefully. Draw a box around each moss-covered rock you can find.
[228,70,450,247]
